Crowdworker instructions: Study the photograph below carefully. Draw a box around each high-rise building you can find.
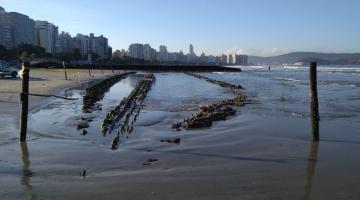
[128,43,144,59]
[143,44,157,61]
[69,36,81,53]
[159,45,167,53]
[0,7,35,48]
[189,44,195,56]
[151,48,157,61]
[235,54,248,65]
[228,54,234,65]
[0,7,12,48]
[200,52,208,63]
[158,45,168,61]
[107,46,112,57]
[57,31,72,53]
[113,49,126,58]
[89,33,109,57]
[75,34,90,56]
[34,21,59,54]
[0,24,11,49]
[188,44,197,63]
[74,33,109,57]
[221,54,228,64]
[208,55,217,64]
[178,51,186,63]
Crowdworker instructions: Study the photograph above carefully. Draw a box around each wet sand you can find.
[0,69,124,143]
[1,68,360,199]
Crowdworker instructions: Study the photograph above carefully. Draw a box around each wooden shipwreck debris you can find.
[174,73,247,129]
[83,72,136,112]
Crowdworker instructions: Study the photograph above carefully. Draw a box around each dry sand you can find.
[0,69,123,109]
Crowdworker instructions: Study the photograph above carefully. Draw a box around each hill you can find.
[248,52,360,65]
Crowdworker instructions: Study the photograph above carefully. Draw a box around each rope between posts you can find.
[23,93,79,100]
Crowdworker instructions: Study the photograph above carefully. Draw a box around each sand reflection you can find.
[20,142,37,200]
[303,141,319,200]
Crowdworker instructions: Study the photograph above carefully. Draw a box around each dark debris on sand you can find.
[174,73,247,129]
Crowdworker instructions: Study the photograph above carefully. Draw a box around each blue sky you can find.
[1,0,359,56]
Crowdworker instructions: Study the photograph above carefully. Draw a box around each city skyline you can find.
[1,0,360,56]
[125,43,247,65]
[0,2,244,65]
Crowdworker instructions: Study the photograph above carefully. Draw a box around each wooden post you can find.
[88,68,91,77]
[310,62,319,141]
[20,62,30,142]
[62,61,68,80]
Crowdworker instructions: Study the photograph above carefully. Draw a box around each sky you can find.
[1,0,360,56]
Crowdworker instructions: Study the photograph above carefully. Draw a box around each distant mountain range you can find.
[248,52,360,65]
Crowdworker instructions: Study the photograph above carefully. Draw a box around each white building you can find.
[128,43,144,59]
[158,45,168,61]
[35,21,59,54]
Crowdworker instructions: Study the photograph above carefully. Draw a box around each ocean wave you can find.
[283,65,360,74]
[291,112,304,117]
[274,76,304,82]
[319,80,360,88]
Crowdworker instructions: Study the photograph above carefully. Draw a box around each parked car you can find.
[0,60,19,78]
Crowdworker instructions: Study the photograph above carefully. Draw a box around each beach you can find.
[1,66,360,199]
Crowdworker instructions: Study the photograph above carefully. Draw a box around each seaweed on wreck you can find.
[174,73,247,129]
[100,74,155,149]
